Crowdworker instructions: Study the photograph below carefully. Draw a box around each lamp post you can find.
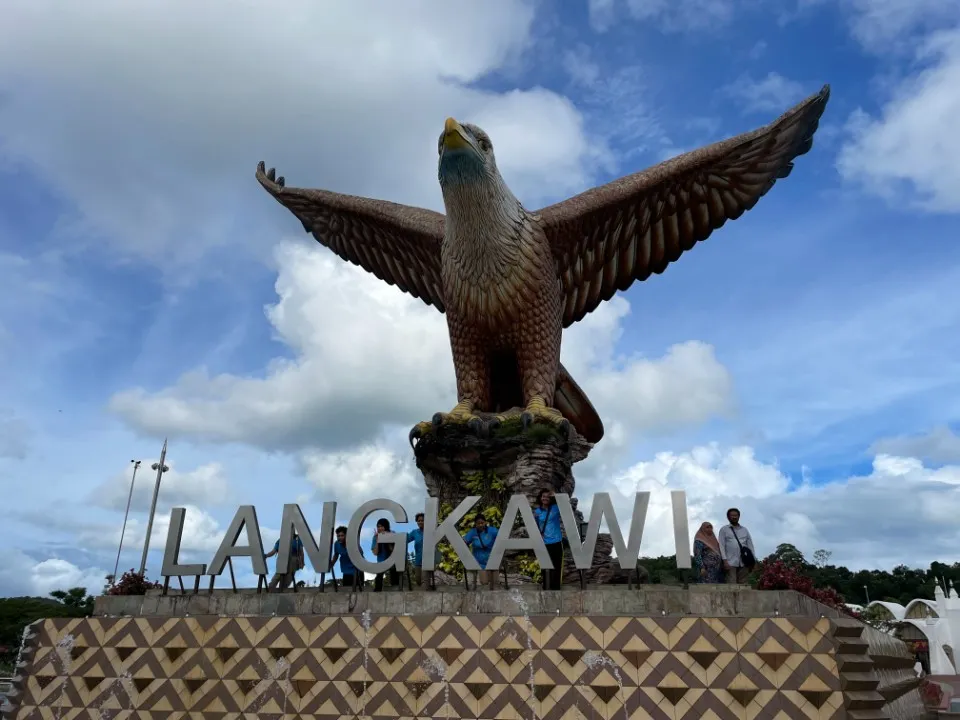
[864,585,870,604]
[138,439,169,576]
[112,459,142,583]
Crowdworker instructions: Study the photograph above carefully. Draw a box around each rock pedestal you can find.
[411,416,624,584]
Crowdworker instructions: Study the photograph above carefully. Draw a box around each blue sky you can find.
[1,0,958,597]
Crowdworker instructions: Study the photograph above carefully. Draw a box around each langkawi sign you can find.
[160,492,692,578]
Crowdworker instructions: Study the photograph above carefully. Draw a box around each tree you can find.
[772,543,806,568]
[0,596,89,674]
[50,587,94,615]
[812,549,832,569]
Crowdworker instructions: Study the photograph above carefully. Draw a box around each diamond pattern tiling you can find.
[6,608,886,720]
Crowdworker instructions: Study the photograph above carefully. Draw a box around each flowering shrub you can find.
[108,569,162,596]
[754,559,857,616]
[919,679,944,709]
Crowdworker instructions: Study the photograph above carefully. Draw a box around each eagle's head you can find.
[437,118,503,197]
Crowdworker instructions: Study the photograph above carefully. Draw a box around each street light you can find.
[864,585,870,604]
[112,459,142,583]
[138,439,169,576]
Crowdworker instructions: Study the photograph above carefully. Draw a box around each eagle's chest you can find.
[441,221,559,330]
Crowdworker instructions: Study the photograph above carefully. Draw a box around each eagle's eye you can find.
[477,136,491,152]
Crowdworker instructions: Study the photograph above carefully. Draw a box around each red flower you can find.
[753,560,854,616]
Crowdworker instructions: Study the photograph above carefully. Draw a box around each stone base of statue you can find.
[411,413,629,585]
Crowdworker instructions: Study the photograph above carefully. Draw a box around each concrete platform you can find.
[93,584,846,619]
[5,587,928,720]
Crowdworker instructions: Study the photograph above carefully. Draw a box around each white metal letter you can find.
[160,508,207,577]
[346,499,408,574]
[486,494,552,570]
[422,496,480,571]
[207,505,267,576]
[671,491,692,569]
[572,492,650,570]
[276,502,337,574]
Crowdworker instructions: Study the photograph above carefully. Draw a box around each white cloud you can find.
[587,0,618,31]
[837,28,960,212]
[840,0,960,50]
[588,0,735,33]
[300,445,423,518]
[24,501,242,563]
[111,242,734,455]
[587,0,737,33]
[723,72,809,115]
[586,445,960,569]
[34,501,285,587]
[561,48,670,164]
[110,242,455,451]
[872,426,960,464]
[0,550,107,598]
[87,460,231,513]
[0,0,603,265]
[29,559,108,600]
[626,0,734,32]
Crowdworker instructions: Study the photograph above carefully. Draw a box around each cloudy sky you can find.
[1,0,958,600]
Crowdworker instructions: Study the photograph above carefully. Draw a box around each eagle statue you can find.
[257,85,830,446]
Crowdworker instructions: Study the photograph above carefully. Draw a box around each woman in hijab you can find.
[693,521,724,584]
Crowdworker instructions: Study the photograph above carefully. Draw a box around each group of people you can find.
[265,488,566,591]
[265,495,758,591]
[692,508,757,584]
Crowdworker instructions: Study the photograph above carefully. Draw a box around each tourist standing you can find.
[532,488,564,590]
[718,508,756,584]
[692,522,724,584]
[264,531,304,591]
[407,512,438,589]
[463,514,499,590]
[331,525,364,591]
[371,517,400,591]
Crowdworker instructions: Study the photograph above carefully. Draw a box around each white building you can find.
[866,580,958,677]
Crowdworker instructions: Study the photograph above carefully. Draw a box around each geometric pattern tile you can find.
[9,613,873,720]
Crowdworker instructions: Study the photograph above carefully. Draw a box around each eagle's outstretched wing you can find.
[256,162,447,312]
[537,85,830,328]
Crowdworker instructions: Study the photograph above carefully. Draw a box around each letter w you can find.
[565,492,650,570]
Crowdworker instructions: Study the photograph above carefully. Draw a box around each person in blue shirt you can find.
[462,514,499,590]
[330,525,365,591]
[264,531,305,591]
[371,517,400,592]
[533,488,565,590]
[406,512,441,590]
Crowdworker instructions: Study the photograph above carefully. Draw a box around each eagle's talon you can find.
[409,421,434,449]
[487,418,501,434]
[426,400,481,432]
[467,417,483,436]
[277,176,285,188]
[267,167,276,181]
[520,396,569,433]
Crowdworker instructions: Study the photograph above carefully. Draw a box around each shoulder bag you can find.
[731,528,756,569]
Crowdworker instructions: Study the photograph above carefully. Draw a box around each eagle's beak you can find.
[442,117,473,151]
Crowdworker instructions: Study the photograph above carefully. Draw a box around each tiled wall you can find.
[10,614,851,720]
